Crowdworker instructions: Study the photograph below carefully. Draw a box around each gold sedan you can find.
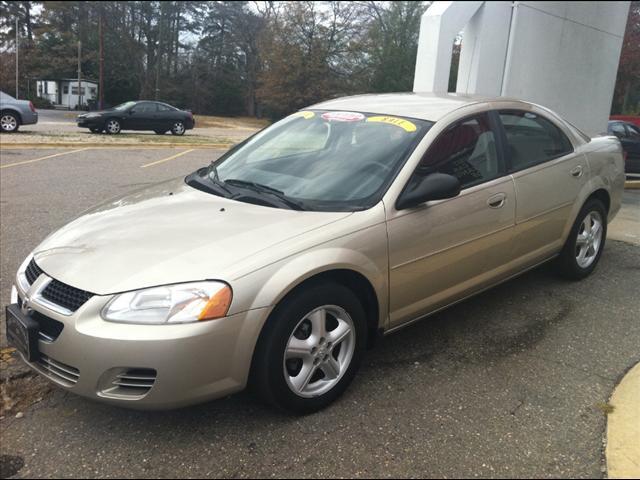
[8,93,625,413]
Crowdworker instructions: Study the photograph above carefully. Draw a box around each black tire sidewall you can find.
[558,199,607,279]
[252,283,367,414]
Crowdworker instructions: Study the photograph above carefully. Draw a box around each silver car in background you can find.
[0,91,38,132]
[6,93,625,413]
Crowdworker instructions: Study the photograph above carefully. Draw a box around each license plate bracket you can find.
[5,304,40,362]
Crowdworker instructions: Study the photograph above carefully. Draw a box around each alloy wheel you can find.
[283,305,356,398]
[575,210,603,268]
[1,114,18,132]
[106,120,120,134]
[172,122,185,135]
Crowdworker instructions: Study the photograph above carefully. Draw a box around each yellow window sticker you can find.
[292,111,315,120]
[366,116,417,132]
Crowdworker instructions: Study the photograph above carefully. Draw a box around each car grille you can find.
[25,258,43,285]
[37,354,80,387]
[109,369,157,397]
[17,296,65,341]
[41,279,94,313]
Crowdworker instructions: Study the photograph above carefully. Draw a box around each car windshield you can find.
[112,101,137,111]
[188,110,432,211]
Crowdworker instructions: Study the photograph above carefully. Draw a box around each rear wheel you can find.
[1,112,20,133]
[251,283,367,414]
[171,121,185,136]
[105,118,121,134]
[555,198,607,280]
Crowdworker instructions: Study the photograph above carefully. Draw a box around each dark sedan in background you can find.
[608,120,640,177]
[77,100,195,135]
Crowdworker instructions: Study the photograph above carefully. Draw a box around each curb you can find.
[625,180,640,190]
[0,142,233,149]
[606,362,640,479]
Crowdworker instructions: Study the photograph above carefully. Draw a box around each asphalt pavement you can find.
[0,146,639,478]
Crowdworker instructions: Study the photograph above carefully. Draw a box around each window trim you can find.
[398,111,508,203]
[496,109,575,174]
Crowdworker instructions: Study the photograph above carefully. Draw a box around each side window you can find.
[136,102,157,113]
[499,110,573,170]
[609,122,627,137]
[626,124,640,139]
[157,104,171,112]
[417,113,501,189]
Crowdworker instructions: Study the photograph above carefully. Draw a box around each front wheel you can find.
[251,283,367,414]
[555,198,607,280]
[171,121,185,136]
[105,118,121,134]
[1,112,20,133]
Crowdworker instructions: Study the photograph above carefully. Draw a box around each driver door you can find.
[386,112,516,327]
[127,102,158,130]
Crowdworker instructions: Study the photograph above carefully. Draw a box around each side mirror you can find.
[396,173,461,210]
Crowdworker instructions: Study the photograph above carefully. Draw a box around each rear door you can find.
[497,110,587,264]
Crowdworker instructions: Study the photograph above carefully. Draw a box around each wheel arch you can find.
[1,108,22,124]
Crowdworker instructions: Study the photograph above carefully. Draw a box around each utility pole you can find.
[77,40,82,109]
[15,18,19,98]
[99,10,104,110]
[155,4,163,101]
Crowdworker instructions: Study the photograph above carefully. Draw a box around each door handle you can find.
[570,165,584,178]
[487,193,506,209]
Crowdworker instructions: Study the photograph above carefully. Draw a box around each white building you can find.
[36,78,98,110]
[414,1,630,135]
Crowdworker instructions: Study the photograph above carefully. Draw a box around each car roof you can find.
[308,92,525,122]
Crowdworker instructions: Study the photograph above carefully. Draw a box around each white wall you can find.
[414,1,630,135]
[501,1,629,134]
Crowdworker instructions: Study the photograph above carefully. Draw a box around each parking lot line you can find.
[140,149,195,168]
[0,148,91,169]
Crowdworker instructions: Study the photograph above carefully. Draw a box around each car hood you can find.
[33,178,352,295]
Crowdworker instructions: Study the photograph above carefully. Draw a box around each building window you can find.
[63,85,69,94]
[71,87,86,95]
[90,87,97,95]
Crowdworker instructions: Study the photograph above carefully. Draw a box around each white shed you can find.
[35,78,98,110]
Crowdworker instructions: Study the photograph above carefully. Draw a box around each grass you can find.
[0,130,235,146]
[193,114,270,130]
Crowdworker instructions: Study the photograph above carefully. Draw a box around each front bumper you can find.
[10,283,270,410]
[77,117,103,128]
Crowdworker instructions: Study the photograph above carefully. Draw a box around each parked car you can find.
[608,120,640,176]
[76,100,194,135]
[0,90,38,132]
[7,94,625,413]
[609,115,640,128]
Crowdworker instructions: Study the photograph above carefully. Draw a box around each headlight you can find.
[86,113,101,118]
[102,282,232,325]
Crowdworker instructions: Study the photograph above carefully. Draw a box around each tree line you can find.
[0,1,428,118]
[0,1,636,118]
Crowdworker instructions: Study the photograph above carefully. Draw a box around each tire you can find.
[154,130,166,135]
[105,118,121,134]
[555,198,607,280]
[251,282,367,414]
[171,121,185,136]
[1,111,20,133]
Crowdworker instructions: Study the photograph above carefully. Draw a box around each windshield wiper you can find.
[224,179,306,211]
